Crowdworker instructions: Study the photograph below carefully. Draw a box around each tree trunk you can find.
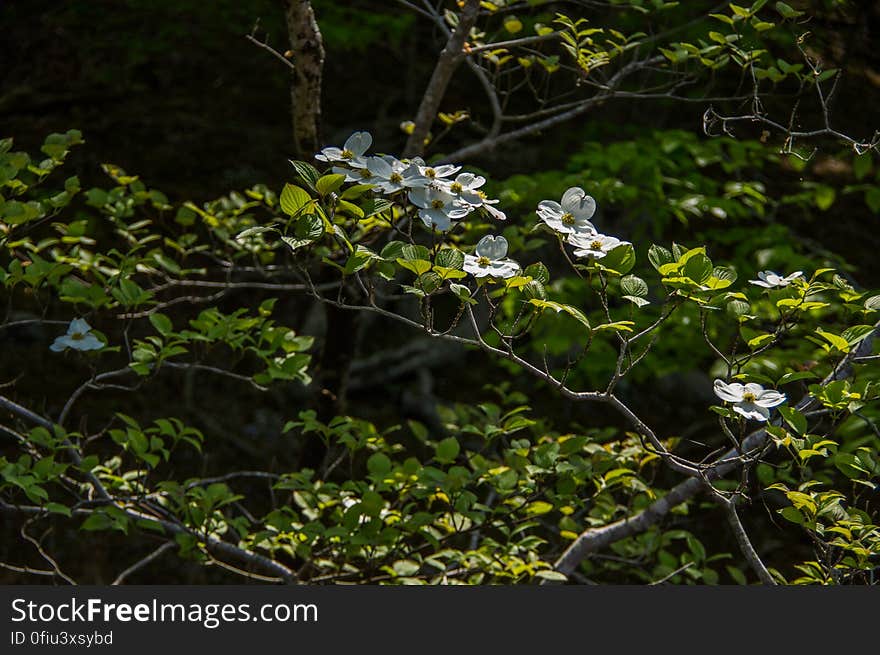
[283,0,325,157]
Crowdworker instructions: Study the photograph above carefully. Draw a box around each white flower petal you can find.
[483,204,507,221]
[418,209,452,231]
[463,255,484,276]
[475,235,509,260]
[755,390,786,408]
[75,334,104,351]
[50,337,70,352]
[344,131,372,157]
[713,379,744,402]
[561,187,596,220]
[744,383,764,396]
[408,187,430,208]
[69,318,91,335]
[732,403,770,422]
[490,259,520,279]
[315,146,344,162]
[367,156,392,177]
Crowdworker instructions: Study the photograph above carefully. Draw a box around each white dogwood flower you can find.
[367,156,425,194]
[408,186,471,231]
[316,131,372,166]
[569,232,626,260]
[749,270,804,288]
[537,187,597,236]
[713,379,786,422]
[442,172,486,206]
[463,235,519,279]
[416,161,461,183]
[50,318,103,352]
[333,161,379,184]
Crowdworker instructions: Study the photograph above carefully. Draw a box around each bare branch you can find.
[403,0,481,157]
[112,542,176,585]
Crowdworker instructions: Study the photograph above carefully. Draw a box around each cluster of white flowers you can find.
[316,131,505,231]
[537,187,629,260]
[312,136,813,415]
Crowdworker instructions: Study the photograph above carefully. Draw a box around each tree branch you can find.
[551,320,880,578]
[403,0,481,157]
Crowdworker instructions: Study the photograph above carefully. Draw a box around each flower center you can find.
[341,149,354,159]
[477,256,491,267]
[742,392,756,403]
[450,182,463,194]
[359,168,373,179]
[431,199,445,209]
[424,167,436,179]
[590,240,602,250]
[390,172,403,183]
[561,212,575,225]
[71,332,85,341]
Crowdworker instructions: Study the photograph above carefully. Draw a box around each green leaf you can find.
[289,160,320,190]
[336,199,364,218]
[380,241,406,261]
[726,565,747,585]
[316,173,346,196]
[522,280,547,301]
[598,243,636,275]
[235,225,277,242]
[450,283,477,305]
[774,1,804,18]
[529,299,590,329]
[815,328,849,352]
[280,184,312,216]
[594,321,635,333]
[620,275,648,297]
[841,324,875,346]
[648,244,674,271]
[341,184,374,200]
[397,258,432,276]
[282,213,324,251]
[344,245,376,275]
[400,244,432,261]
[777,406,806,435]
[777,371,817,385]
[45,502,72,517]
[853,153,872,181]
[747,333,774,349]
[416,271,443,294]
[524,262,550,284]
[727,299,751,316]
[435,248,464,270]
[149,313,173,336]
[682,252,713,284]
[435,437,460,463]
[524,501,553,516]
[367,452,392,477]
[863,295,880,311]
